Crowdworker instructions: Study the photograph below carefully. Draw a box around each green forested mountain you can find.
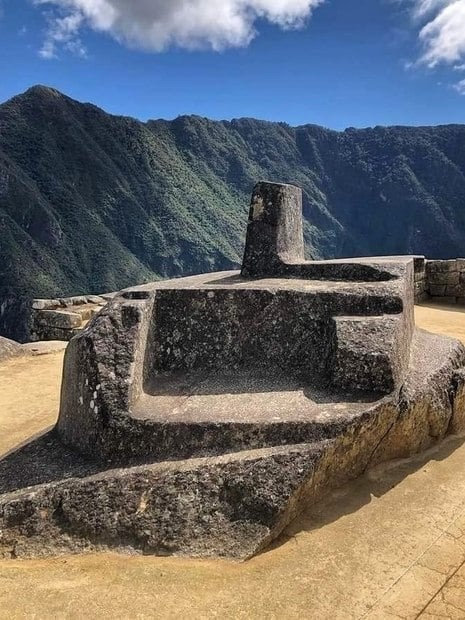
[2,85,465,339]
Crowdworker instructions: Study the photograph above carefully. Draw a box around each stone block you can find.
[446,284,465,297]
[58,296,89,307]
[447,272,460,285]
[415,292,429,303]
[426,260,457,274]
[32,299,61,310]
[73,296,90,306]
[427,272,448,285]
[430,296,457,304]
[34,309,82,329]
[36,326,82,341]
[332,314,408,394]
[74,307,94,321]
[86,295,105,305]
[2,330,465,560]
[428,285,447,296]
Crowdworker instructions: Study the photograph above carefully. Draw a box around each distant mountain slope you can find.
[1,85,465,339]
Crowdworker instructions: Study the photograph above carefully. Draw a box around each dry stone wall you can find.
[414,258,465,304]
[31,293,115,341]
[425,259,465,303]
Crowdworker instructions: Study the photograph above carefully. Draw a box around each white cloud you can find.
[454,77,465,93]
[411,0,465,67]
[32,0,324,58]
[37,10,86,58]
[411,0,451,19]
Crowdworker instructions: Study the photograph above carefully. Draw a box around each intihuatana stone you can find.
[1,181,465,561]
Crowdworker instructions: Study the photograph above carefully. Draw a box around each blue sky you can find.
[1,0,465,129]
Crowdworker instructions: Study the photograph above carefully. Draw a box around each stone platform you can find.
[1,182,465,560]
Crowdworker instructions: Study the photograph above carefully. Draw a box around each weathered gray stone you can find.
[2,181,465,561]
[32,326,82,342]
[58,296,89,308]
[447,271,460,285]
[1,330,464,560]
[428,284,447,296]
[34,309,82,330]
[426,260,457,274]
[415,292,429,303]
[431,295,457,304]
[241,182,305,278]
[427,272,454,285]
[332,314,409,394]
[73,307,94,321]
[445,284,465,297]
[86,296,105,305]
[0,336,22,362]
[32,299,61,311]
[412,256,425,275]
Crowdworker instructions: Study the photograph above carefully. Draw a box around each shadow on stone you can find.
[143,369,383,402]
[0,429,103,495]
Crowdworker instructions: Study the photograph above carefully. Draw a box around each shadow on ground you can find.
[0,430,104,495]
[268,434,465,554]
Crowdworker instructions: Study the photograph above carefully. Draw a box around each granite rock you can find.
[2,182,465,561]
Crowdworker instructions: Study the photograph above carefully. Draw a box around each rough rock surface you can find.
[1,328,464,560]
[30,295,108,343]
[1,182,465,561]
[0,336,22,362]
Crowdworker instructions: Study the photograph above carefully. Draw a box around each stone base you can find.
[1,329,465,560]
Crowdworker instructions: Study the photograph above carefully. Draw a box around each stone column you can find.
[241,181,305,278]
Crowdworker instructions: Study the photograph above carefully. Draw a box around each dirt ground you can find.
[1,302,465,619]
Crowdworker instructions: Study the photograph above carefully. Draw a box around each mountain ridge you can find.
[2,85,465,340]
[17,85,465,132]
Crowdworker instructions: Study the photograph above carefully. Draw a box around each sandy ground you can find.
[1,303,465,618]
